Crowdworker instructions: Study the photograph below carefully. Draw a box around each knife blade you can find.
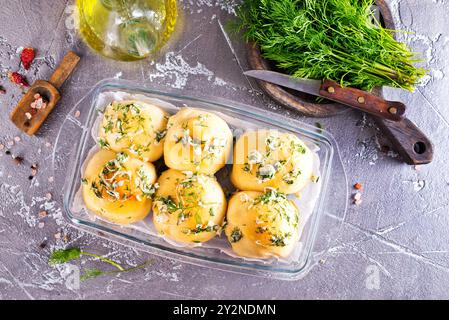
[244,70,406,122]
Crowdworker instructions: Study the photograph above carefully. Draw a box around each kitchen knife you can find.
[244,70,406,122]
[245,69,433,165]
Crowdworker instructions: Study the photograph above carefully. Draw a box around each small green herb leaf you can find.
[194,212,202,224]
[98,138,110,149]
[81,268,105,282]
[48,248,82,265]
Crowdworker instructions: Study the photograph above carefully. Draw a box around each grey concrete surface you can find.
[0,0,448,299]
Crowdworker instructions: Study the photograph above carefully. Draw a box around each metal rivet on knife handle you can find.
[388,106,398,115]
[316,79,406,121]
[244,73,407,122]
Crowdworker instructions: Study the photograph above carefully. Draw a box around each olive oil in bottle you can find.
[77,0,177,61]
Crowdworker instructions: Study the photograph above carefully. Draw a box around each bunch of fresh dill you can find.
[234,0,425,91]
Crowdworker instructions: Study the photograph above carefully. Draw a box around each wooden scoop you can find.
[10,51,80,135]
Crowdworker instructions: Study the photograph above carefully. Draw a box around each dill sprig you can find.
[234,0,425,91]
[80,261,152,282]
[49,247,124,271]
[49,247,153,282]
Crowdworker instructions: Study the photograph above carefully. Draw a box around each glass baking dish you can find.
[53,79,348,280]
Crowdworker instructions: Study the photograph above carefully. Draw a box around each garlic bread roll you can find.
[98,100,169,162]
[153,169,227,243]
[82,150,157,224]
[225,190,300,259]
[164,108,233,174]
[231,130,313,194]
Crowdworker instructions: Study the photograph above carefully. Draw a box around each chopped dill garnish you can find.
[155,130,167,143]
[98,138,110,149]
[230,227,243,243]
[270,232,292,247]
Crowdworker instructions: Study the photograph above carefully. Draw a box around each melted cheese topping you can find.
[164,108,233,174]
[82,149,157,224]
[152,169,227,243]
[231,130,314,194]
[98,100,169,162]
[225,189,300,259]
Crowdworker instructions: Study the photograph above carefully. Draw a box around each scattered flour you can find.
[432,69,445,80]
[402,179,426,192]
[31,195,65,226]
[148,52,227,89]
[213,76,227,86]
[389,0,445,85]
[0,183,65,227]
[412,180,426,192]
[0,184,36,227]
[144,270,179,282]
[355,136,380,166]
[181,0,238,15]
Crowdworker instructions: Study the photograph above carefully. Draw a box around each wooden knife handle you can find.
[49,51,80,89]
[319,80,406,121]
[374,117,434,165]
